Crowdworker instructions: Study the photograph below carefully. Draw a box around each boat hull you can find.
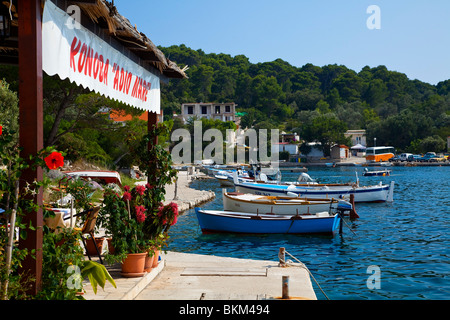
[235,182,393,203]
[362,170,391,176]
[195,208,341,235]
[214,175,235,187]
[223,192,351,215]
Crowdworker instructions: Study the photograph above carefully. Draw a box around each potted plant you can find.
[128,122,178,263]
[101,187,147,277]
[100,122,179,275]
[143,201,179,267]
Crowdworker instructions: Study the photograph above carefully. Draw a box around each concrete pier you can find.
[138,170,216,213]
[83,251,317,300]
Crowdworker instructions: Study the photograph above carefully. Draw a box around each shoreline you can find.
[162,170,215,213]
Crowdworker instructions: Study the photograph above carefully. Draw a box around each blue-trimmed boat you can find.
[232,172,395,203]
[195,208,341,235]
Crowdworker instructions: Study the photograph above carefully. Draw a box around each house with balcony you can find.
[344,129,366,147]
[177,102,238,124]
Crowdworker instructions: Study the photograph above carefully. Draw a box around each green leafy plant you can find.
[80,260,116,295]
[100,122,179,263]
[101,187,147,265]
[1,125,115,299]
[37,225,116,299]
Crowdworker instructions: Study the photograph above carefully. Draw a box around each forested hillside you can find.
[160,44,450,153]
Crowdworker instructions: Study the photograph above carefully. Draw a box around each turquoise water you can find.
[166,166,449,300]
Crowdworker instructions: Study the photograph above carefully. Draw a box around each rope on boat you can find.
[278,249,330,300]
[338,211,357,235]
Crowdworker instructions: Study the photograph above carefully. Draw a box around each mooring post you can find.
[282,276,290,299]
[173,176,179,200]
[349,194,359,219]
[279,247,286,267]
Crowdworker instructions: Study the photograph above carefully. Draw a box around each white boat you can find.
[363,168,391,176]
[214,174,235,187]
[232,172,394,203]
[64,170,122,186]
[213,169,253,186]
[222,190,352,215]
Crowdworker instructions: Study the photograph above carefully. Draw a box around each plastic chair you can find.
[66,206,103,264]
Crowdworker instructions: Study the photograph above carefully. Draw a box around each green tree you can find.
[0,80,19,136]
[301,114,349,156]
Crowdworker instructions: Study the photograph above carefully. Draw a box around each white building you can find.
[272,142,298,155]
[177,102,238,124]
[345,129,366,147]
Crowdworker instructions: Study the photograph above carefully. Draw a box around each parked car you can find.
[412,155,421,161]
[389,155,401,162]
[399,153,413,162]
[418,153,445,162]
[431,155,446,162]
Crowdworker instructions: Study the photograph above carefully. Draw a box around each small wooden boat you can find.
[363,168,391,176]
[195,208,341,235]
[222,191,352,215]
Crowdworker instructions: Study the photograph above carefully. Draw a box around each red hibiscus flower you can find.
[44,152,64,170]
[124,185,130,192]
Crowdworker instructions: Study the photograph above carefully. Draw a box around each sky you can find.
[114,0,450,85]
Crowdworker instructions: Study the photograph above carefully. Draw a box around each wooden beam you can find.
[18,0,44,295]
[147,111,158,185]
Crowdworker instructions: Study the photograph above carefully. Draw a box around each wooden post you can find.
[18,0,44,295]
[282,276,290,299]
[147,111,158,185]
[349,194,359,219]
[279,247,286,267]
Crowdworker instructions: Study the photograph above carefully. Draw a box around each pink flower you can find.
[171,215,178,226]
[168,202,179,216]
[122,192,132,201]
[136,185,146,196]
[157,205,164,217]
[135,205,146,223]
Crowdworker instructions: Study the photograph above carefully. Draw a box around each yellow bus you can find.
[365,146,395,162]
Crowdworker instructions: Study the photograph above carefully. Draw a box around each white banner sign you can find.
[42,0,160,113]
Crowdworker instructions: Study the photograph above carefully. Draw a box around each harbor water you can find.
[167,166,449,300]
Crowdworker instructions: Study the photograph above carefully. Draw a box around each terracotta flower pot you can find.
[85,237,105,256]
[107,238,115,254]
[121,252,147,277]
[151,249,160,268]
[144,252,154,273]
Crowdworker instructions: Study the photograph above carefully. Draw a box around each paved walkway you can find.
[82,251,317,300]
[138,170,215,213]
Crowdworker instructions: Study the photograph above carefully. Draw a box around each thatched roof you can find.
[0,0,188,79]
